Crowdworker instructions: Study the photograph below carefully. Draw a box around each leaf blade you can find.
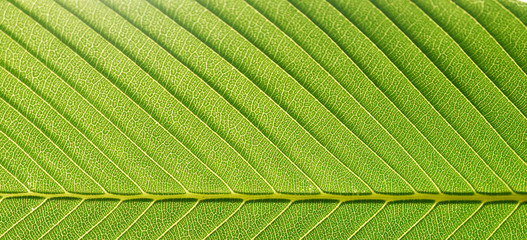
[1,0,527,238]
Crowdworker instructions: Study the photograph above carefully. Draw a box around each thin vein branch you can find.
[299,201,341,239]
[0,65,145,193]
[99,0,276,193]
[486,202,521,239]
[327,0,514,192]
[38,199,85,240]
[0,198,47,238]
[0,91,107,193]
[156,200,200,240]
[173,0,375,193]
[203,200,245,239]
[251,200,292,239]
[287,0,475,193]
[347,201,387,239]
[0,129,67,193]
[78,200,122,239]
[144,0,325,194]
[51,0,235,193]
[115,200,155,239]
[8,1,189,194]
[446,202,484,240]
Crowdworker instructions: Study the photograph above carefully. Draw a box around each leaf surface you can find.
[0,0,526,239]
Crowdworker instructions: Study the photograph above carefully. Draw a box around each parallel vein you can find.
[327,0,515,192]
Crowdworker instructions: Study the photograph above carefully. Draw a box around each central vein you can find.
[1,192,527,202]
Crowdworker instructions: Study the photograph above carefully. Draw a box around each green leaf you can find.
[0,0,526,238]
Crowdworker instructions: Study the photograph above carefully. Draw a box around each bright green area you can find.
[0,0,526,238]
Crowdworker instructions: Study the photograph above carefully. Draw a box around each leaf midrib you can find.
[2,192,527,202]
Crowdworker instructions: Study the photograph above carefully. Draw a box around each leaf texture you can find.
[0,0,526,239]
